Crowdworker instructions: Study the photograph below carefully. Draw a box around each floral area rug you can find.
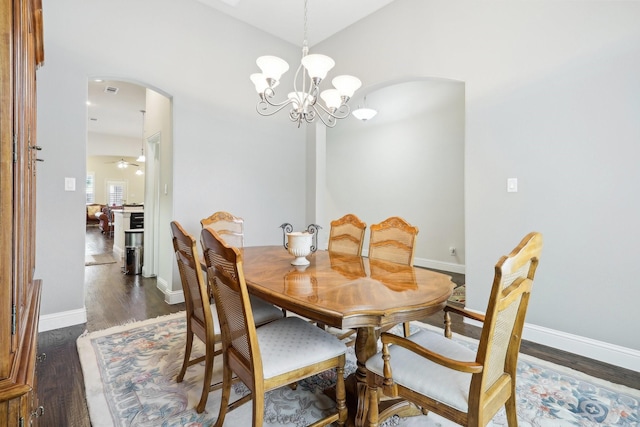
[77,312,640,427]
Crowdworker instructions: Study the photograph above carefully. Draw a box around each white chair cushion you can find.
[249,295,284,326]
[257,316,347,379]
[365,329,476,412]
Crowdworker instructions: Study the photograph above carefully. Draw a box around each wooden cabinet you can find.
[0,0,44,425]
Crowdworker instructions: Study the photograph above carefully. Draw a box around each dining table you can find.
[238,245,455,427]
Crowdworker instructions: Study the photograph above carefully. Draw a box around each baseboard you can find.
[156,277,184,305]
[39,308,87,332]
[462,311,640,372]
[414,257,465,275]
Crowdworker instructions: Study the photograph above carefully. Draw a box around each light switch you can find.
[507,178,518,193]
[65,177,76,191]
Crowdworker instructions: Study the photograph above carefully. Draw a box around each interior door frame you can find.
[142,131,161,277]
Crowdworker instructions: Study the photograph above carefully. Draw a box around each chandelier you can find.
[249,0,361,128]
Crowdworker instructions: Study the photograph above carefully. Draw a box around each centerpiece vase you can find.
[287,232,313,266]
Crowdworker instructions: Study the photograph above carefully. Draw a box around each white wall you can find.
[325,79,465,273]
[317,0,640,364]
[36,0,305,325]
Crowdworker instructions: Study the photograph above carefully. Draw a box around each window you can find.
[86,173,95,203]
[106,181,127,206]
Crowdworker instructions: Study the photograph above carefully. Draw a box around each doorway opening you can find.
[86,78,172,280]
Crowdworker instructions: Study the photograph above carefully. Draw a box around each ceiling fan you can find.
[106,158,139,169]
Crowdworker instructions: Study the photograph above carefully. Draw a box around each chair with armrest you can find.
[200,227,348,427]
[368,216,419,337]
[365,232,543,427]
[328,213,367,256]
[201,211,244,248]
[170,221,283,413]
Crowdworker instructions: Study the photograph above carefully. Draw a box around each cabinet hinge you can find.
[13,133,18,163]
[19,417,24,427]
[11,304,17,335]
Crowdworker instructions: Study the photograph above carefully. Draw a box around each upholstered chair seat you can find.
[366,329,475,412]
[257,316,346,379]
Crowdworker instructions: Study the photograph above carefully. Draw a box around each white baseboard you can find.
[462,311,640,372]
[156,277,184,305]
[414,257,465,275]
[39,308,87,332]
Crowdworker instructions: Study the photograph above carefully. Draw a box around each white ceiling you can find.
[87,0,395,154]
[193,0,395,46]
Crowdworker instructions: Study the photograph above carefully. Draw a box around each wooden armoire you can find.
[0,0,44,425]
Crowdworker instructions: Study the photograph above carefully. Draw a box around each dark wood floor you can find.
[36,227,639,426]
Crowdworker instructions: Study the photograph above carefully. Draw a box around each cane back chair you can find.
[201,210,244,248]
[365,232,543,427]
[328,213,367,256]
[368,216,419,336]
[200,227,348,427]
[170,221,283,413]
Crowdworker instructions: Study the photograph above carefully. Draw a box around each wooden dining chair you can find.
[200,228,348,427]
[170,221,222,413]
[365,232,543,427]
[200,211,244,248]
[170,221,283,413]
[368,216,419,336]
[328,213,367,256]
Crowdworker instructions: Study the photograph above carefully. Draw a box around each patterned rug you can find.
[76,312,640,427]
[448,284,466,305]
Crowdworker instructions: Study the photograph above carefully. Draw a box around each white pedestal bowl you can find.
[287,232,312,266]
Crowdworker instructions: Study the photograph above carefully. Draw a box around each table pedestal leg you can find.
[345,326,422,427]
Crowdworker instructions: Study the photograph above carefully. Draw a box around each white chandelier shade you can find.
[250,0,361,128]
[352,107,378,121]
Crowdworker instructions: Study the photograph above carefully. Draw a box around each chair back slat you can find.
[171,221,213,332]
[201,211,245,248]
[201,228,260,385]
[328,214,367,256]
[475,232,542,395]
[368,216,419,266]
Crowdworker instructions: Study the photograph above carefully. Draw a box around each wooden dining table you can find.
[238,246,455,427]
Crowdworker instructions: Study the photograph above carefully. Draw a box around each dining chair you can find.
[368,216,419,337]
[200,210,244,248]
[200,228,348,427]
[170,220,222,413]
[200,210,285,317]
[364,232,543,427]
[170,221,283,413]
[328,213,367,256]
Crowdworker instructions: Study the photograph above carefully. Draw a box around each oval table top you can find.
[240,246,455,330]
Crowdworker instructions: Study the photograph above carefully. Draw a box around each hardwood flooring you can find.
[36,227,639,426]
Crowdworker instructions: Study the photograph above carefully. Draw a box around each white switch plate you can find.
[507,178,518,193]
[64,177,76,191]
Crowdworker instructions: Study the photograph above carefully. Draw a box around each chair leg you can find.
[177,330,193,382]
[336,364,347,426]
[195,340,216,413]
[253,384,265,427]
[402,322,411,337]
[505,392,518,426]
[366,384,379,427]
[213,359,233,427]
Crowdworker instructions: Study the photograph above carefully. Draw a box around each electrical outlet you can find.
[449,247,456,256]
